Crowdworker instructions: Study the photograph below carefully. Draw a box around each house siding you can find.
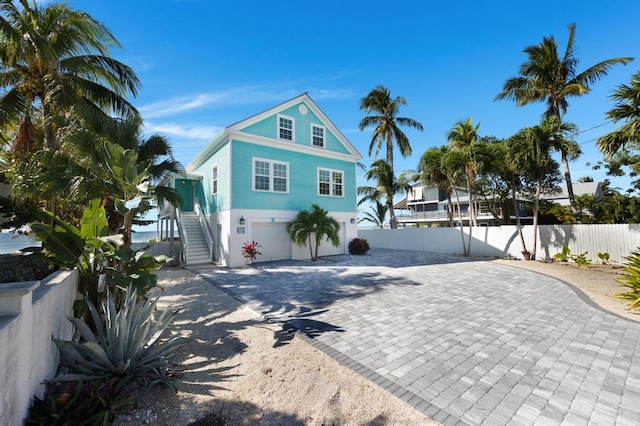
[194,141,231,214]
[231,140,355,212]
[239,102,350,155]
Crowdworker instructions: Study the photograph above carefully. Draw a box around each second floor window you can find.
[312,125,325,147]
[278,115,294,141]
[212,164,218,194]
[318,168,343,197]
[253,158,289,193]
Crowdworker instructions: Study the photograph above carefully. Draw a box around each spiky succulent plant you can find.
[54,288,185,389]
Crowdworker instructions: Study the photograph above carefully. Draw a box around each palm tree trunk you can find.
[532,173,543,260]
[446,192,454,227]
[561,152,580,218]
[308,235,314,260]
[451,184,467,256]
[42,101,55,149]
[511,175,528,254]
[387,196,397,229]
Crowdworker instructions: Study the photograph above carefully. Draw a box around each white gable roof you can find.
[186,93,361,171]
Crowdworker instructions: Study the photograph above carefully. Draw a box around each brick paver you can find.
[193,249,640,425]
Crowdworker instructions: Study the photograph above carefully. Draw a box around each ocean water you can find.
[0,230,158,254]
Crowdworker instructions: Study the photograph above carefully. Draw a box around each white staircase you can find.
[179,212,211,265]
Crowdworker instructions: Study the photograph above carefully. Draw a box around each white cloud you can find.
[144,122,221,139]
[138,85,353,119]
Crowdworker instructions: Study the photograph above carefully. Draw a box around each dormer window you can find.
[278,115,294,141]
[311,124,325,148]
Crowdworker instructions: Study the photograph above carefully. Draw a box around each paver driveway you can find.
[192,249,640,425]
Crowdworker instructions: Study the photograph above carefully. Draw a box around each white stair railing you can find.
[195,203,214,261]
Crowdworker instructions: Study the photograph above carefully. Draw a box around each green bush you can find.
[25,378,133,425]
[554,246,571,262]
[616,248,640,311]
[348,238,370,255]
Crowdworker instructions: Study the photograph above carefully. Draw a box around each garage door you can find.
[251,222,291,262]
[317,222,346,257]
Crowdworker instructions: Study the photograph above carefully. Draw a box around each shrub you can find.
[554,246,571,262]
[348,238,370,255]
[597,252,610,264]
[616,248,640,311]
[25,378,133,425]
[53,287,186,389]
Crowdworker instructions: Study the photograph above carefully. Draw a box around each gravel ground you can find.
[114,257,637,425]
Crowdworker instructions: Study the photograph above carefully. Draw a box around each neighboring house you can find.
[160,93,362,267]
[394,183,523,226]
[394,182,603,227]
[540,181,603,206]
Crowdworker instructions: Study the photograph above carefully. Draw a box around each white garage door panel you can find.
[317,222,346,257]
[252,222,291,262]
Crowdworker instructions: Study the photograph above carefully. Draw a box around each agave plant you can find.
[616,249,640,311]
[54,288,185,389]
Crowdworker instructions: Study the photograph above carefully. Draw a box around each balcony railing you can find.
[396,208,496,222]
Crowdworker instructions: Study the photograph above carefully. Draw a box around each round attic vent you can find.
[298,104,308,115]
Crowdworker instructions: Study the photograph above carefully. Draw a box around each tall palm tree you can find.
[287,204,340,261]
[357,159,413,229]
[358,200,388,229]
[598,71,640,158]
[359,85,423,173]
[496,23,633,215]
[446,118,480,226]
[0,0,140,153]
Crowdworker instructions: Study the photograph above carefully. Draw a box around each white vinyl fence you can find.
[359,224,640,264]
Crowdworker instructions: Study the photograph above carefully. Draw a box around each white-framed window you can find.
[278,114,294,141]
[253,158,289,193]
[212,164,218,195]
[311,124,325,148]
[318,168,344,197]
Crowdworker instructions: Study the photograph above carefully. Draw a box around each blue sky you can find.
[69,0,639,191]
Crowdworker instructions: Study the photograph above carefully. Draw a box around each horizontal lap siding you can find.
[240,102,350,155]
[231,140,356,212]
[194,142,231,214]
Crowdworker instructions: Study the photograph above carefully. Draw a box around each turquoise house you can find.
[164,93,362,267]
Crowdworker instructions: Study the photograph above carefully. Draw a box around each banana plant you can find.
[31,199,170,326]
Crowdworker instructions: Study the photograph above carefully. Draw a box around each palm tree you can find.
[509,119,563,259]
[0,0,140,153]
[597,71,640,158]
[446,118,480,226]
[419,145,454,226]
[287,204,340,261]
[358,200,388,229]
[359,85,423,172]
[357,159,413,229]
[496,23,633,215]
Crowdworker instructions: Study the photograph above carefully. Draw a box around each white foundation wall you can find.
[209,209,357,267]
[0,270,78,426]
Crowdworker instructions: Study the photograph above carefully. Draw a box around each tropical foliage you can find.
[287,204,340,261]
[358,159,413,229]
[598,71,640,182]
[358,200,388,229]
[359,85,423,169]
[53,287,185,388]
[615,248,640,311]
[496,23,633,216]
[0,0,140,154]
[31,200,170,324]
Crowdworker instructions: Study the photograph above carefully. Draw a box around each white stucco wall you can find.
[0,270,78,426]
[207,209,357,268]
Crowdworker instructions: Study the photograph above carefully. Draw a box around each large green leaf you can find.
[80,199,109,238]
